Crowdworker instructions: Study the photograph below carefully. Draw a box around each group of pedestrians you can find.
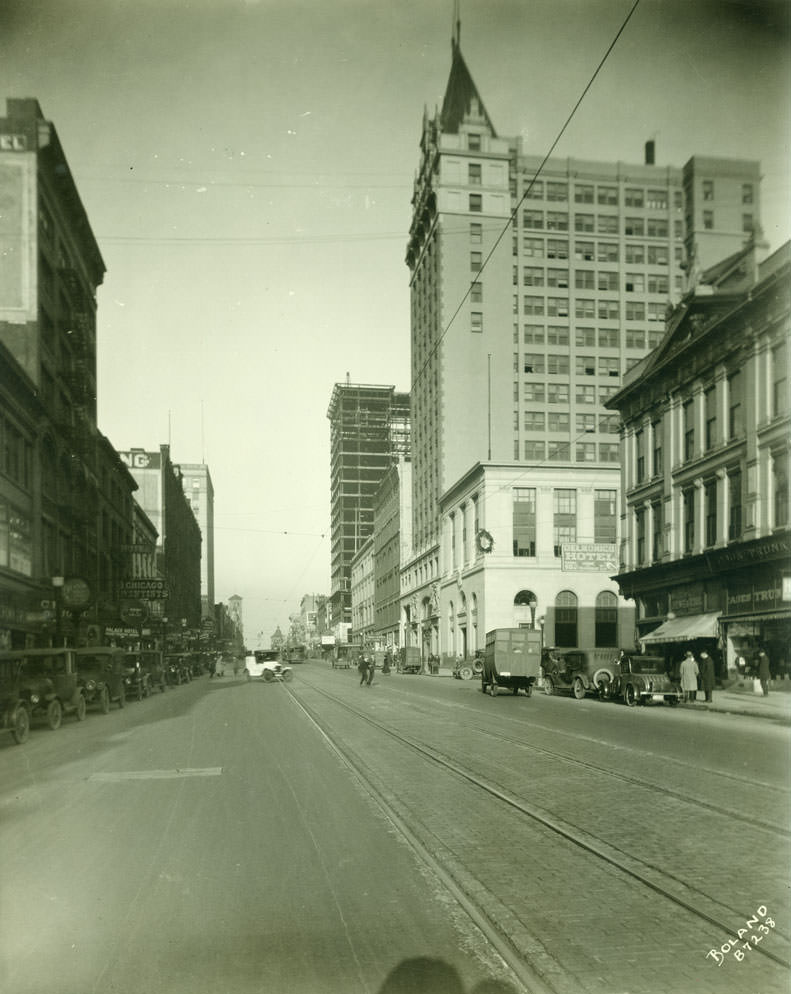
[358,652,375,687]
[679,649,715,703]
[679,646,773,702]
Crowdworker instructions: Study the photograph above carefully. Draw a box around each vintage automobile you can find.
[481,628,542,697]
[140,650,167,693]
[4,648,86,729]
[604,653,683,707]
[397,646,422,674]
[122,652,149,701]
[541,648,621,700]
[0,655,32,743]
[75,647,126,712]
[245,649,280,679]
[165,653,193,685]
[332,643,361,670]
[453,650,485,681]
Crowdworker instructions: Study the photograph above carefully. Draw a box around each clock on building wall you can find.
[61,578,92,611]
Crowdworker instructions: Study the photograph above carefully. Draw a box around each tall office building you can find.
[327,381,410,633]
[177,462,215,620]
[402,30,763,656]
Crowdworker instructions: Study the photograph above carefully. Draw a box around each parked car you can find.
[0,655,32,743]
[75,647,126,712]
[140,650,167,693]
[453,650,485,680]
[165,653,192,685]
[122,652,149,701]
[604,653,683,707]
[541,648,621,700]
[3,648,86,729]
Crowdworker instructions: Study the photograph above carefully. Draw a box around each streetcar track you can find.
[285,685,554,994]
[289,679,791,974]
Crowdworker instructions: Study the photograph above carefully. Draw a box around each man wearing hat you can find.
[699,650,715,702]
[680,649,699,703]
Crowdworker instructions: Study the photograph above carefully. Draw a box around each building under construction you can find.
[327,382,410,633]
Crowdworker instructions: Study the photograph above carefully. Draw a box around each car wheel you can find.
[490,681,498,697]
[544,676,554,696]
[624,684,637,707]
[283,669,294,683]
[118,686,126,709]
[76,694,87,722]
[100,685,111,714]
[525,682,533,698]
[136,683,143,702]
[47,699,62,730]
[12,707,30,744]
[459,665,473,681]
[668,696,679,706]
[572,677,586,700]
[263,670,274,682]
[245,670,251,681]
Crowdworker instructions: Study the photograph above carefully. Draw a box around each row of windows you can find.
[700,180,754,204]
[512,487,617,556]
[518,324,664,349]
[515,265,671,295]
[520,211,680,238]
[520,236,680,265]
[521,412,620,434]
[520,180,682,209]
[517,354,622,376]
[516,440,620,463]
[520,382,620,404]
[519,296,668,321]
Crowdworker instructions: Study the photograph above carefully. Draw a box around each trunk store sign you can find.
[727,579,784,615]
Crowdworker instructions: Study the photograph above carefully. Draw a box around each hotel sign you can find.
[561,543,618,571]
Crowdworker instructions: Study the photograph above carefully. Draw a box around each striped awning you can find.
[640,612,721,644]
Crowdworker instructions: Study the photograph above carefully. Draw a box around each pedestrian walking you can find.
[757,649,771,696]
[366,653,375,686]
[680,649,699,703]
[699,650,715,702]
[358,653,369,686]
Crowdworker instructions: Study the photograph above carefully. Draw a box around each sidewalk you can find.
[689,679,791,722]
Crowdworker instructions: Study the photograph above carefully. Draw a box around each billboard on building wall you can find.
[119,451,162,470]
[561,543,618,572]
[0,159,30,314]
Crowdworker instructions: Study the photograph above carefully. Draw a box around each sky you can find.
[1,0,789,647]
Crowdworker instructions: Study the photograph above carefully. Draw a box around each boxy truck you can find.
[481,628,542,697]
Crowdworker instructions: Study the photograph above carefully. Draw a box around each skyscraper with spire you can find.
[400,21,763,658]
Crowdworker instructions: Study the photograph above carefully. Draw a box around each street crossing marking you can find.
[88,767,223,781]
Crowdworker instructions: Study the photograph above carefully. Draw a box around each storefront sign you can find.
[120,578,169,599]
[707,534,791,570]
[561,543,618,571]
[726,578,784,615]
[670,584,704,616]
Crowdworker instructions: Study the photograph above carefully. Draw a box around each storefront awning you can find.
[640,612,721,644]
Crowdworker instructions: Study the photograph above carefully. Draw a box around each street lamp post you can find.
[52,576,65,646]
[529,598,538,630]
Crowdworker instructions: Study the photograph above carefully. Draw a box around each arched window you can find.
[595,590,618,647]
[514,589,539,628]
[555,590,578,647]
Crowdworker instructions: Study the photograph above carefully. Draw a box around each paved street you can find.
[2,664,789,994]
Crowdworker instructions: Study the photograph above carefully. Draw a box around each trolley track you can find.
[286,676,790,990]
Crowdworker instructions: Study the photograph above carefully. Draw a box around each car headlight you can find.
[30,693,40,704]
[86,679,96,691]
